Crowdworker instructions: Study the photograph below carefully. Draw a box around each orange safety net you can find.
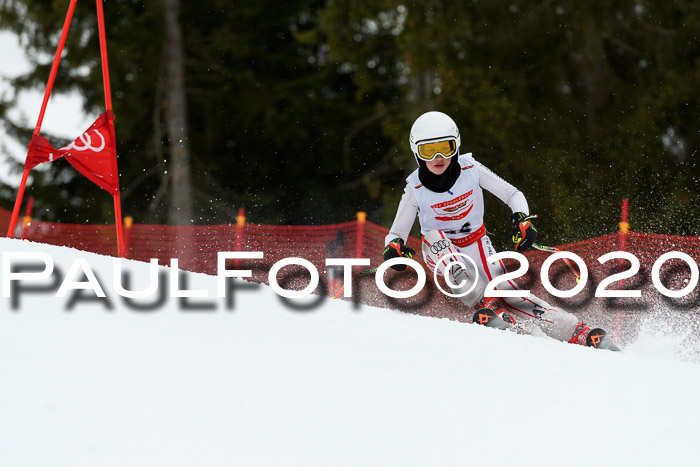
[3,206,699,343]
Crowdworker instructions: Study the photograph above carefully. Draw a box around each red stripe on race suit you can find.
[502,299,554,323]
[498,258,557,316]
[496,257,555,324]
[476,237,556,324]
[477,237,494,281]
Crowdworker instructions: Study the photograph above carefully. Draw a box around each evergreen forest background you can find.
[1,0,698,250]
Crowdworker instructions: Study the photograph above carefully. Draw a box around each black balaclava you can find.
[417,156,461,193]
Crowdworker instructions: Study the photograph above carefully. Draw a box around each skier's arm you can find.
[476,161,529,214]
[384,185,419,245]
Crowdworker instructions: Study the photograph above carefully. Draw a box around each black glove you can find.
[510,212,537,252]
[382,238,416,271]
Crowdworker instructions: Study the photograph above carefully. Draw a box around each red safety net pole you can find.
[21,196,34,240]
[616,198,630,341]
[356,211,366,264]
[96,0,125,257]
[123,216,133,258]
[6,0,78,238]
[235,208,246,268]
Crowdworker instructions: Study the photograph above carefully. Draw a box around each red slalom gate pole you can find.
[616,198,630,341]
[34,0,78,133]
[96,0,112,112]
[96,0,125,257]
[6,0,78,238]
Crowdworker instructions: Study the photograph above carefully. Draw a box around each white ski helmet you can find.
[409,111,461,165]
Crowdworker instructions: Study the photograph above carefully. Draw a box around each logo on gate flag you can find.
[25,111,119,194]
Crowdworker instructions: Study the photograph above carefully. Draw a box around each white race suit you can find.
[385,154,579,342]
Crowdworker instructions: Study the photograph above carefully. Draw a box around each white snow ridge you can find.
[1,238,699,467]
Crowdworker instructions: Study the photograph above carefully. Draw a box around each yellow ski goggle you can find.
[417,139,457,161]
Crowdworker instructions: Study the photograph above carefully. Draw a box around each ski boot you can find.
[473,297,529,335]
[569,322,620,351]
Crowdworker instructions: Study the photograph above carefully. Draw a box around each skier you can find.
[382,111,618,350]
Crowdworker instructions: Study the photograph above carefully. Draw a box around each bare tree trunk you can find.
[163,0,193,225]
[405,70,434,173]
[579,10,610,145]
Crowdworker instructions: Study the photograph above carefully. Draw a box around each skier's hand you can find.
[510,212,537,252]
[382,238,416,271]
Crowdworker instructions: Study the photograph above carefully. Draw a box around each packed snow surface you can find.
[1,238,699,467]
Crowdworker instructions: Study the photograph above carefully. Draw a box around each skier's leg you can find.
[503,292,580,342]
[458,235,618,349]
[485,284,619,349]
[421,230,487,308]
[470,236,581,342]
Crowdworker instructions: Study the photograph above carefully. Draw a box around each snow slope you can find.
[1,238,699,467]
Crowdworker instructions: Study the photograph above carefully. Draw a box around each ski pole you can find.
[518,215,581,283]
[531,243,581,283]
[331,266,378,299]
